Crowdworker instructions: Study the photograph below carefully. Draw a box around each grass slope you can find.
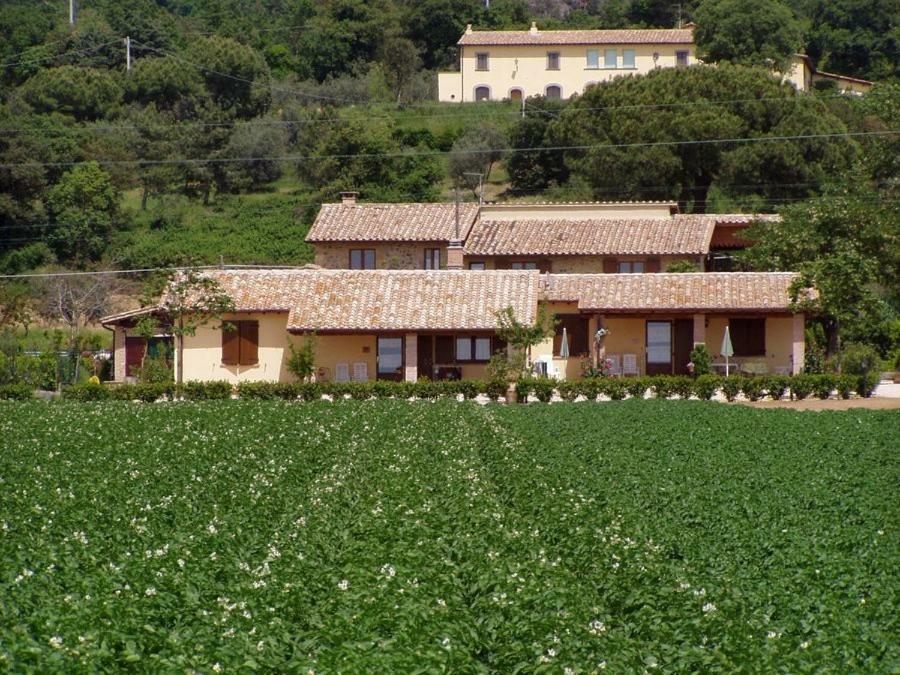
[0,400,896,671]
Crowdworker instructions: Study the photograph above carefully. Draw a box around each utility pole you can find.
[124,36,132,71]
[69,0,77,25]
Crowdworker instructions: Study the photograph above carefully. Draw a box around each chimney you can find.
[447,241,464,270]
[530,21,538,35]
[340,191,358,205]
[465,23,473,35]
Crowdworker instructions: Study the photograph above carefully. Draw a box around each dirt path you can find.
[739,397,900,411]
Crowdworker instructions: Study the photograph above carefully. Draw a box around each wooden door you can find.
[417,335,433,380]
[645,321,672,375]
[673,319,694,375]
[376,336,404,381]
[125,337,146,378]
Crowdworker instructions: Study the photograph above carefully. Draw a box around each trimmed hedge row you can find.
[58,372,881,403]
[0,384,33,400]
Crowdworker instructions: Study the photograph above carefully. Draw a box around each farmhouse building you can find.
[103,267,806,384]
[438,23,873,102]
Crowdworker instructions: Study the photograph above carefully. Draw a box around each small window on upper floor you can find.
[469,262,486,270]
[474,85,491,101]
[545,84,561,99]
[618,261,645,273]
[350,249,375,269]
[424,248,441,270]
[511,261,539,270]
[605,49,618,68]
[586,49,599,69]
[476,52,489,71]
[676,50,689,67]
[623,49,635,69]
[547,51,560,70]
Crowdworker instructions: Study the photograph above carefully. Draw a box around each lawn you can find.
[1,400,896,672]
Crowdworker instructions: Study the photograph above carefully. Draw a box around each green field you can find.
[1,401,896,672]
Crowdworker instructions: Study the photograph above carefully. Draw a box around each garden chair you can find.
[606,354,622,377]
[334,363,350,382]
[622,354,639,377]
[352,362,368,381]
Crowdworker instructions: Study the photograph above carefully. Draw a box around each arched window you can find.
[474,86,491,102]
[509,88,523,101]
[545,84,562,99]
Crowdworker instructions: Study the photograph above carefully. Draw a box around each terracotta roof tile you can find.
[545,272,800,312]
[307,203,479,243]
[458,28,694,46]
[464,215,716,256]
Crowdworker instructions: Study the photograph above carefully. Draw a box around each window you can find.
[474,85,490,101]
[545,84,561,99]
[708,251,735,272]
[469,262,486,270]
[476,52,489,71]
[221,320,258,366]
[547,51,560,70]
[509,88,523,101]
[605,49,618,68]
[623,49,635,68]
[586,49,599,69]
[676,50,689,67]
[435,335,454,363]
[618,261,645,273]
[376,337,404,379]
[455,336,492,362]
[511,261,538,270]
[553,315,589,357]
[424,248,441,270]
[349,249,375,269]
[729,318,766,356]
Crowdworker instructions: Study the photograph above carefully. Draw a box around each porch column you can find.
[113,326,126,381]
[792,314,805,375]
[404,333,418,382]
[588,314,599,366]
[693,313,706,346]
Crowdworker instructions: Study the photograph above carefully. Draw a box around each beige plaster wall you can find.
[314,243,448,270]
[706,315,795,373]
[312,334,377,382]
[441,43,696,102]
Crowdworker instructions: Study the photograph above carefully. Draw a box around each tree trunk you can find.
[176,317,184,384]
[141,185,149,211]
[824,317,840,360]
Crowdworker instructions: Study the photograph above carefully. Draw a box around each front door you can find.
[377,336,404,381]
[125,337,147,378]
[417,335,433,380]
[646,321,672,375]
[673,319,694,375]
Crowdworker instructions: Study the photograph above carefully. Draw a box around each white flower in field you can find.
[49,636,63,649]
[436,598,446,607]
[598,660,607,669]
[252,579,266,589]
[207,523,218,535]
[337,579,349,591]
[379,564,396,579]
[702,603,717,613]
[588,620,606,635]
[564,668,576,675]
[212,663,222,672]
[547,648,557,658]
[145,587,157,597]
[800,641,810,649]
[877,529,884,535]
[767,631,780,639]
[177,559,186,569]
[679,581,690,590]
[257,640,265,652]
[441,637,451,650]
[693,588,706,597]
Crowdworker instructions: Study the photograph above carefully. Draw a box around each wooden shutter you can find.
[435,335,454,363]
[646,257,661,273]
[570,315,589,355]
[537,259,552,273]
[603,258,618,273]
[491,335,507,356]
[494,259,511,270]
[222,322,240,365]
[239,321,259,365]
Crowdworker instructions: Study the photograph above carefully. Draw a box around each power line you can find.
[0,40,122,70]
[0,36,76,63]
[0,130,892,170]
[0,264,310,280]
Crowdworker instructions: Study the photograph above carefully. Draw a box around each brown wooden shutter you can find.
[494,259,511,270]
[239,321,259,365]
[435,335,454,363]
[571,316,589,355]
[222,322,240,365]
[603,258,618,273]
[646,257,661,273]
[491,335,507,355]
[538,259,552,273]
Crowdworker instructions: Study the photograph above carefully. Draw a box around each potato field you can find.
[1,400,897,672]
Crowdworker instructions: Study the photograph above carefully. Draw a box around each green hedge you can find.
[0,384,33,400]
[58,373,883,403]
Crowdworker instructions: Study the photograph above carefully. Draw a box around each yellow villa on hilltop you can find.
[438,23,873,102]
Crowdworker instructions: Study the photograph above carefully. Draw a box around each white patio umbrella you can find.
[721,325,734,376]
[560,327,570,358]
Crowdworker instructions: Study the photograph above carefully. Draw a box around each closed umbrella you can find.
[560,327,570,359]
[721,325,734,377]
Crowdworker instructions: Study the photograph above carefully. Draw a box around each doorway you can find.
[673,319,694,375]
[376,336,404,381]
[417,335,433,380]
[645,321,671,375]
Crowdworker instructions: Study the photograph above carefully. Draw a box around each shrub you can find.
[688,344,712,376]
[856,372,879,398]
[484,379,508,402]
[62,383,110,401]
[556,381,579,402]
[765,375,789,400]
[297,382,322,401]
[625,377,648,399]
[0,384,33,400]
[835,375,856,400]
[812,374,835,400]
[670,376,694,400]
[694,374,720,400]
[790,374,814,400]
[286,334,317,381]
[134,356,174,384]
[839,343,879,376]
[721,376,743,402]
[111,383,173,402]
[177,381,232,400]
[741,377,765,402]
[516,377,554,402]
[236,382,280,400]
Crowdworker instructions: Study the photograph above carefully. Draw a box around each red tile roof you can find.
[307,203,479,243]
[545,272,801,312]
[464,215,716,256]
[458,28,694,46]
